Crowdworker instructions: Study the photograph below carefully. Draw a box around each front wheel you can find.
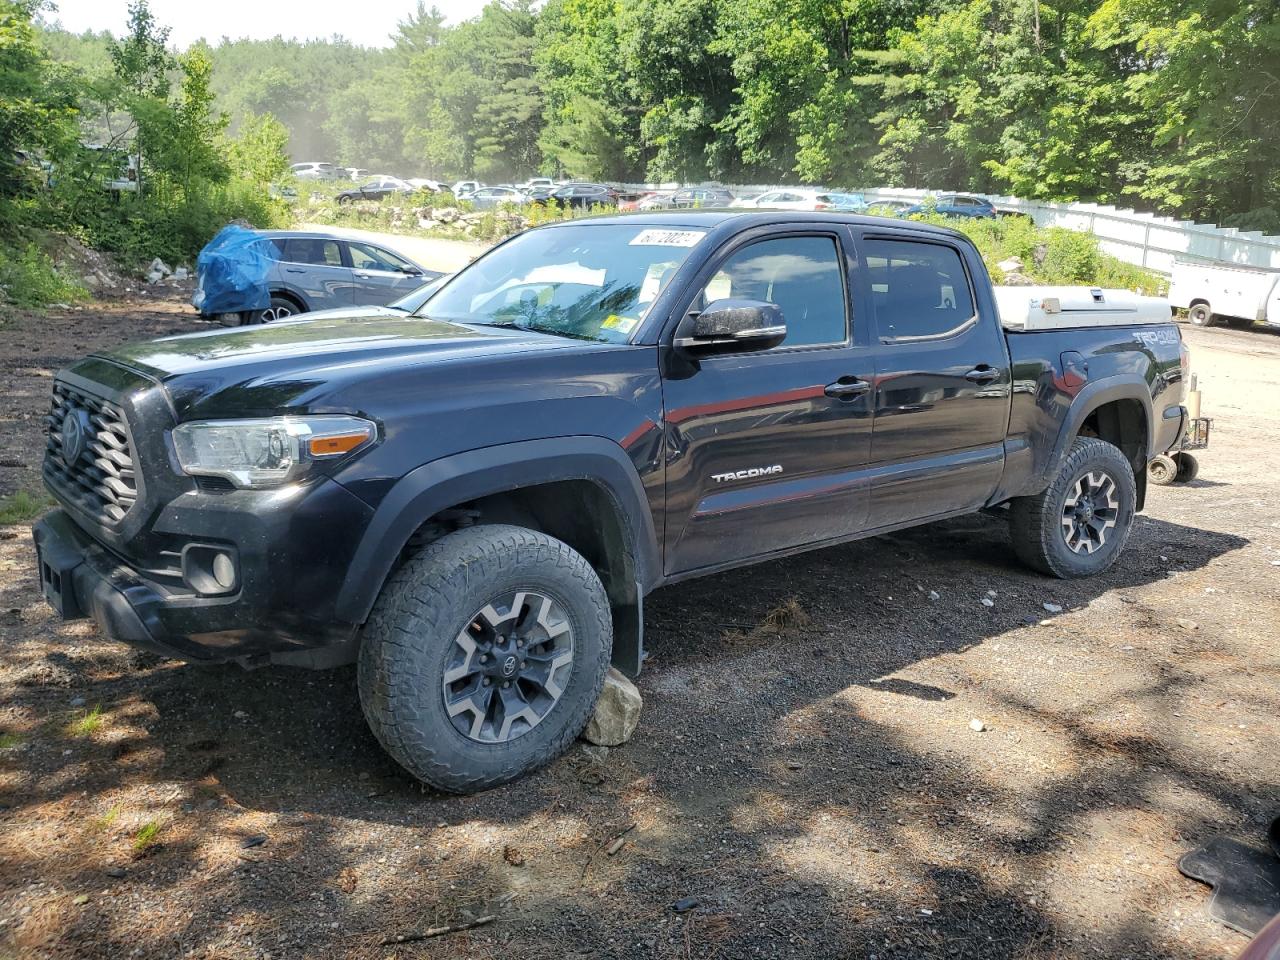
[1174,452,1200,483]
[1010,437,1137,578]
[357,524,613,793]
[1188,303,1215,327]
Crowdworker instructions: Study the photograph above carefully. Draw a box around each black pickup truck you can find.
[33,212,1190,792]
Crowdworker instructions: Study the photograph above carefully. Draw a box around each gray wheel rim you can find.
[442,591,575,744]
[260,304,292,323]
[1061,470,1120,554]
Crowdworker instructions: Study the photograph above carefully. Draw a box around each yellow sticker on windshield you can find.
[602,314,638,333]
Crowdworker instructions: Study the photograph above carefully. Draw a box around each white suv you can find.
[290,162,344,181]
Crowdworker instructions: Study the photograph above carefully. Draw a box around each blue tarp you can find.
[194,225,277,315]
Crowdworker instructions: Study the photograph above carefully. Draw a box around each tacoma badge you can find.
[711,464,783,483]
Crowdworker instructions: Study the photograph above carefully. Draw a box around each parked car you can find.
[548,182,619,209]
[644,187,735,209]
[521,185,558,203]
[336,176,416,204]
[519,177,556,191]
[469,186,529,209]
[867,199,916,217]
[729,188,848,211]
[903,194,997,218]
[291,162,345,181]
[346,167,369,181]
[1168,259,1280,329]
[291,274,451,321]
[451,180,484,199]
[824,192,868,211]
[191,230,441,323]
[619,190,666,211]
[47,210,1193,794]
[407,178,444,192]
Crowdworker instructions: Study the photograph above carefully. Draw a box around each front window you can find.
[420,223,705,342]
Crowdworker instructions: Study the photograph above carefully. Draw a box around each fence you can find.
[620,183,1280,276]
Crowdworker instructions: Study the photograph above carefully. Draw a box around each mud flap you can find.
[610,581,644,678]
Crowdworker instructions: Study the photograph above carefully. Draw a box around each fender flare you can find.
[334,436,661,626]
[1045,376,1154,482]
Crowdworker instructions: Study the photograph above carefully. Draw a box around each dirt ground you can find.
[1,294,1278,960]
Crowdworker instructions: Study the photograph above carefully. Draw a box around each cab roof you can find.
[541,208,970,241]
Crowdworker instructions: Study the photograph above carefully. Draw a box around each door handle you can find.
[824,376,871,399]
[965,365,999,384]
[284,267,305,274]
[354,272,370,279]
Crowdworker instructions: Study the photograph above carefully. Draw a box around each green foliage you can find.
[18,0,1280,242]
[0,244,86,308]
[132,819,162,854]
[66,705,105,738]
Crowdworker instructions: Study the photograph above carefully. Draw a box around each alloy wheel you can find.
[441,591,575,744]
[1060,470,1120,554]
[259,304,293,323]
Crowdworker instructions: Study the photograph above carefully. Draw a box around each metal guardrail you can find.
[616,182,1280,276]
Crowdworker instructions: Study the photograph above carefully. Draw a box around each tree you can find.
[0,0,80,213]
[226,111,289,186]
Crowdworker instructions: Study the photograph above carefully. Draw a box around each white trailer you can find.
[1167,259,1280,329]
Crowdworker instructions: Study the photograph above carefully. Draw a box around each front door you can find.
[857,234,1012,529]
[662,229,876,574]
[346,241,423,306]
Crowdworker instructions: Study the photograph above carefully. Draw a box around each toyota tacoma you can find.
[33,212,1191,792]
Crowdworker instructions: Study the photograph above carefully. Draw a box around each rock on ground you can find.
[582,668,642,746]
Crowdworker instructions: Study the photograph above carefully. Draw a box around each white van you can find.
[1168,259,1280,329]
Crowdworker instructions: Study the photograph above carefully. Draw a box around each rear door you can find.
[346,242,423,305]
[661,227,876,574]
[855,232,1011,529]
[275,236,355,309]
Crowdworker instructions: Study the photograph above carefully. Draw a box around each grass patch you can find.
[132,820,163,855]
[0,731,24,749]
[0,489,56,525]
[0,242,89,309]
[92,804,122,831]
[66,705,106,738]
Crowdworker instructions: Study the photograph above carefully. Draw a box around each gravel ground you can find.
[1,298,1277,960]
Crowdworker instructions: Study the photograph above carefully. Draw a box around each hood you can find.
[100,312,577,380]
[89,311,592,421]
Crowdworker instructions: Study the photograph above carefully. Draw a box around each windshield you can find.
[393,274,448,312]
[421,223,705,342]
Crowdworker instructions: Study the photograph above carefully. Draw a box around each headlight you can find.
[172,416,376,489]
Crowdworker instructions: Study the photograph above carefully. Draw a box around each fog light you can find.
[212,552,236,590]
[181,544,239,596]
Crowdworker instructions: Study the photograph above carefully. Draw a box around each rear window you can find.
[863,239,975,340]
[277,237,343,266]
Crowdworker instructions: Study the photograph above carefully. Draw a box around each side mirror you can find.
[674,298,787,352]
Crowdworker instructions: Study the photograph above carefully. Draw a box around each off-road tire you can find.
[1174,452,1200,483]
[1148,454,1178,486]
[1010,437,1136,578]
[1188,303,1214,327]
[357,524,612,794]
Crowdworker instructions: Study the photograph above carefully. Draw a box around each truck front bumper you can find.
[32,501,364,669]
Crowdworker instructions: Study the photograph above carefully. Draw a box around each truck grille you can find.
[44,380,138,524]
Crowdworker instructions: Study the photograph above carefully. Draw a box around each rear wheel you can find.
[1148,454,1178,486]
[257,295,300,324]
[1010,437,1137,578]
[357,524,613,793]
[1188,303,1215,327]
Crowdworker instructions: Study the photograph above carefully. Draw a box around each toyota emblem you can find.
[61,406,91,468]
[502,655,518,677]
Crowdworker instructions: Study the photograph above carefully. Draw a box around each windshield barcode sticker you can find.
[630,229,705,247]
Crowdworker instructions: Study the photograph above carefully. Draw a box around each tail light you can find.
[815,202,830,210]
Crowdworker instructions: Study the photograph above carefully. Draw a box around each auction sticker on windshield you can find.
[629,229,705,247]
